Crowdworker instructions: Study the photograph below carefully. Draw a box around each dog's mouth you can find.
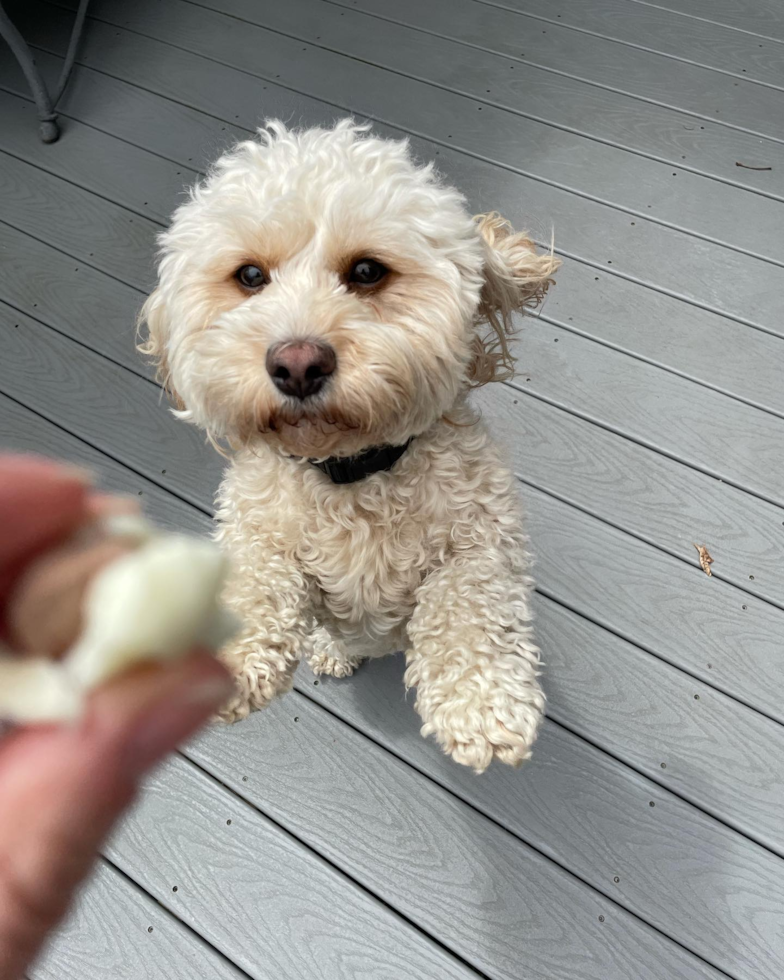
[259,406,361,437]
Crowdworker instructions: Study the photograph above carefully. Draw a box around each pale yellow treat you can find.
[0,520,237,724]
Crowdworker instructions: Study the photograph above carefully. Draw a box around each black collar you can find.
[309,439,413,485]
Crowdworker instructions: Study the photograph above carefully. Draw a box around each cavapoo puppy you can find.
[140,120,559,772]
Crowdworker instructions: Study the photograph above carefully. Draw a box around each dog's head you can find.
[140,121,558,458]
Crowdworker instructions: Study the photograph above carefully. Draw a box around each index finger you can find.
[0,456,90,578]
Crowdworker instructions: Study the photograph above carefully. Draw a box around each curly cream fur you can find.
[140,120,558,771]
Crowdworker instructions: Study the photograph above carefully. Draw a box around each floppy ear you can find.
[137,288,185,409]
[469,211,560,386]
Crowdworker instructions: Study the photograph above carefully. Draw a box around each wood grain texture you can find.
[31,862,247,980]
[318,0,784,140]
[0,302,226,506]
[305,658,784,980]
[45,0,784,335]
[181,707,723,980]
[34,0,784,204]
[535,595,784,853]
[524,482,784,725]
[195,678,784,980]
[16,3,784,422]
[0,220,148,373]
[0,148,158,290]
[24,2,784,274]
[9,22,784,423]
[474,383,784,607]
[459,0,784,89]
[0,392,210,534]
[7,397,780,978]
[629,0,784,44]
[0,90,192,225]
[109,756,481,980]
[516,320,784,508]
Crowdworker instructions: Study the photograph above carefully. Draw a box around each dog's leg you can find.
[308,625,366,678]
[215,536,313,724]
[405,555,544,772]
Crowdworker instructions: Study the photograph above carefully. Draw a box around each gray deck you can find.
[1,0,783,977]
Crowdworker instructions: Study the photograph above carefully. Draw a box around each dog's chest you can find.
[296,486,443,626]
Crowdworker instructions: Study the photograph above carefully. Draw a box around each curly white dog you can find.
[140,120,559,772]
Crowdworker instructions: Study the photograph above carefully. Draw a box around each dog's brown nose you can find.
[265,341,337,400]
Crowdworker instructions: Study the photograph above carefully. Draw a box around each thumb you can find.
[0,653,233,979]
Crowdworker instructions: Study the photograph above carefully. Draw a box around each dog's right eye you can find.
[235,265,267,290]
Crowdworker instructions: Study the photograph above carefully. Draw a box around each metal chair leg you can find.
[0,0,90,143]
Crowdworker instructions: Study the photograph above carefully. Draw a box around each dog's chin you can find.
[254,406,369,459]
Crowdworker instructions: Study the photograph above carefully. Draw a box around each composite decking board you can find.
[5,398,784,979]
[0,149,159,290]
[97,0,784,148]
[456,0,784,88]
[5,305,784,845]
[0,303,220,508]
[113,755,725,980]
[0,221,151,377]
[222,0,784,145]
[194,688,784,980]
[0,392,210,534]
[0,89,197,224]
[628,0,784,44]
[36,1,784,334]
[6,70,784,432]
[110,757,484,980]
[474,384,784,612]
[11,32,784,290]
[30,1,784,207]
[30,862,248,980]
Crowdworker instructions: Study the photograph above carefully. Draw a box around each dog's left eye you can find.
[348,259,388,287]
[235,265,267,290]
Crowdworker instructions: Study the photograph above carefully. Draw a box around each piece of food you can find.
[0,519,237,724]
[693,543,714,577]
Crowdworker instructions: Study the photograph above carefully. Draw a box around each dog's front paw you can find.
[419,680,545,773]
[307,627,365,679]
[308,650,361,678]
[214,642,297,724]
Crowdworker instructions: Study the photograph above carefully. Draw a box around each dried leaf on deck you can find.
[693,543,714,577]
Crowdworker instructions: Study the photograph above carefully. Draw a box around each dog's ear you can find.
[469,211,560,386]
[137,288,185,409]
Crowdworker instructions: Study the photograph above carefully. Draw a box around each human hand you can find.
[0,456,232,979]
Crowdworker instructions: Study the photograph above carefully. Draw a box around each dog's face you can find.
[142,121,557,458]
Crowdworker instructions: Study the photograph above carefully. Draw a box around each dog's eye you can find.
[348,259,388,287]
[235,265,267,290]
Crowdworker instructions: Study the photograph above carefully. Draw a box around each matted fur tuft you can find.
[470,211,560,386]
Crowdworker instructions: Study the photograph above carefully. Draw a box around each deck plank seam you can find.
[174,0,784,146]
[26,22,784,210]
[626,0,784,46]
[41,0,784,197]
[331,0,784,95]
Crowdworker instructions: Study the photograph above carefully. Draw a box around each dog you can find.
[139,120,559,772]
